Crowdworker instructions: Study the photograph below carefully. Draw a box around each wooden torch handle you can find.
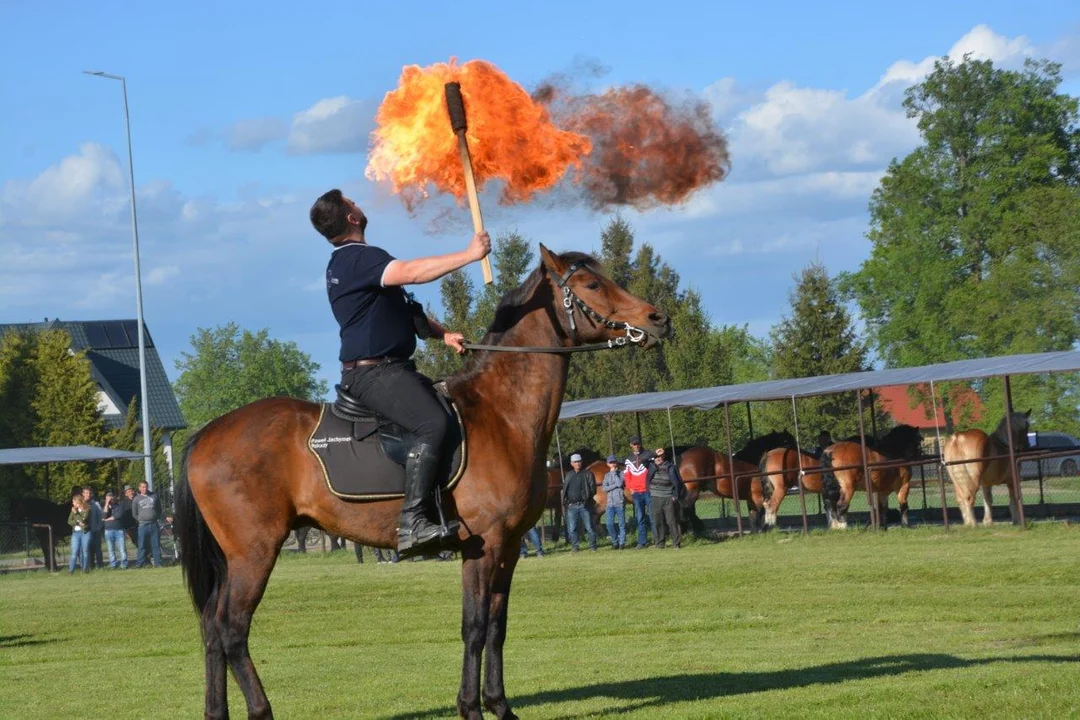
[445,82,493,285]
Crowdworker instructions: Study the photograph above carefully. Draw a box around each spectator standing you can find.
[624,436,654,548]
[101,490,129,569]
[561,453,598,552]
[519,525,545,558]
[82,487,104,569]
[601,455,627,549]
[649,447,684,549]
[68,495,91,574]
[122,485,139,546]
[131,481,163,568]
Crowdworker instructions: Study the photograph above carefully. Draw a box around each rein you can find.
[461,262,651,355]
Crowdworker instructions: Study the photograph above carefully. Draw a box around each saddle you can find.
[307,383,466,500]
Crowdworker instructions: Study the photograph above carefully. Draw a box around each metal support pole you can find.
[868,388,879,442]
[791,396,809,535]
[722,403,744,536]
[745,402,755,439]
[635,412,643,446]
[666,407,677,459]
[929,381,950,529]
[85,70,153,491]
[1002,376,1026,527]
[605,414,614,457]
[856,391,878,530]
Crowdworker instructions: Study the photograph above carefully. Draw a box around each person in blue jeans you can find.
[101,490,129,569]
[601,455,627,549]
[519,525,545,558]
[131,481,163,568]
[624,436,654,548]
[561,454,598,552]
[68,495,91,574]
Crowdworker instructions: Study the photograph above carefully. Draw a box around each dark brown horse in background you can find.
[819,424,924,529]
[174,246,671,720]
[758,448,825,528]
[9,496,72,571]
[678,430,795,535]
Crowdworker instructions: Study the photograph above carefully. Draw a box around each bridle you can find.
[461,261,653,354]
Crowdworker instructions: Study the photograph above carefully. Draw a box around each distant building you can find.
[875,384,984,454]
[0,318,187,483]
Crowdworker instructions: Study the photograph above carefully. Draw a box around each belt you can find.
[341,356,404,371]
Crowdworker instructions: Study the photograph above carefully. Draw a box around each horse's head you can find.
[539,244,672,349]
[883,424,924,459]
[997,409,1032,450]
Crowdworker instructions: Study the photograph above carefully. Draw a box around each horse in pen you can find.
[174,246,671,720]
[943,411,1031,526]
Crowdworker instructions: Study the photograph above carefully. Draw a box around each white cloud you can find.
[227,116,287,152]
[286,96,377,155]
[0,143,126,226]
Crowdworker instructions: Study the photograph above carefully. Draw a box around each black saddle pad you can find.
[308,401,466,500]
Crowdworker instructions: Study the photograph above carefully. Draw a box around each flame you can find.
[365,58,730,214]
[540,84,731,211]
[365,59,591,210]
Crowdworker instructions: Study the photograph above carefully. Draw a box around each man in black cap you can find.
[624,436,654,548]
[561,454,597,552]
[101,490,129,569]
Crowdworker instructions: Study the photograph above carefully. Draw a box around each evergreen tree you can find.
[771,261,871,446]
[0,330,40,503]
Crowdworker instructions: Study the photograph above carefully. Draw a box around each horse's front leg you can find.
[482,543,521,719]
[458,543,497,720]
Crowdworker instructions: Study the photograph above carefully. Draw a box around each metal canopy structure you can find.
[0,445,146,467]
[559,349,1080,421]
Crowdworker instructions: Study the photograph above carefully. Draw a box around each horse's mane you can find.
[449,251,601,387]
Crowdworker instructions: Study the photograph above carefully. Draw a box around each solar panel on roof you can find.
[103,321,130,347]
[85,323,110,348]
[122,320,153,348]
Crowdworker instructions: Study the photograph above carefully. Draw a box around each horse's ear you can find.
[1024,408,1032,417]
[538,243,566,275]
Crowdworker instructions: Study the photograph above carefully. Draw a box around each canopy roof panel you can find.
[0,446,146,466]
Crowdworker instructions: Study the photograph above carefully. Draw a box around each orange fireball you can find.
[365,59,592,210]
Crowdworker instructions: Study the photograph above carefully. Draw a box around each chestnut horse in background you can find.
[758,448,825,528]
[943,410,1031,526]
[819,425,924,529]
[678,430,795,534]
[174,246,671,720]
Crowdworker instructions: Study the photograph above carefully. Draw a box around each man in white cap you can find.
[560,453,597,552]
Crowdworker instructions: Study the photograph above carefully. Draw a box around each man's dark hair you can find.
[310,188,350,242]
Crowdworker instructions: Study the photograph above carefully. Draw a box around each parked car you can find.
[1020,431,1080,479]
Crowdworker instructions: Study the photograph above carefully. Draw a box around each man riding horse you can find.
[309,188,491,557]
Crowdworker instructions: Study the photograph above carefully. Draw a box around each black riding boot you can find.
[397,443,459,556]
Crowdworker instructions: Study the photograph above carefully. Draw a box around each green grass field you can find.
[2,523,1079,719]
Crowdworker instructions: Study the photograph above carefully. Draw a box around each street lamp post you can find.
[84,70,154,493]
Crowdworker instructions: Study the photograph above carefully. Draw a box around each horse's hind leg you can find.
[980,485,995,526]
[482,544,521,720]
[217,549,279,719]
[203,589,229,719]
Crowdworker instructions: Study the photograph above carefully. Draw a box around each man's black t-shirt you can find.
[326,242,417,362]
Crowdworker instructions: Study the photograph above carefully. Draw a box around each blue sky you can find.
[2,1,1079,397]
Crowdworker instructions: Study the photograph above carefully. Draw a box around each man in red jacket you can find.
[623,435,654,549]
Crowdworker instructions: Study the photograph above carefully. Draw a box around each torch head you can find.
[445,82,468,133]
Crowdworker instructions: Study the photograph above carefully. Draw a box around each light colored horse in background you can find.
[943,410,1031,526]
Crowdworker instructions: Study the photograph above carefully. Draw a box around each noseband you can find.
[460,262,652,355]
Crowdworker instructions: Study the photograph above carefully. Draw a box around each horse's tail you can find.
[759,452,773,504]
[820,449,840,521]
[175,429,226,623]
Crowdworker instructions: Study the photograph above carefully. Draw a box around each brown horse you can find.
[819,425,923,529]
[757,448,825,528]
[678,446,766,532]
[943,410,1031,526]
[174,246,671,720]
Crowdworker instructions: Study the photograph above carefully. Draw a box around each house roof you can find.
[0,319,187,431]
[874,384,984,428]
